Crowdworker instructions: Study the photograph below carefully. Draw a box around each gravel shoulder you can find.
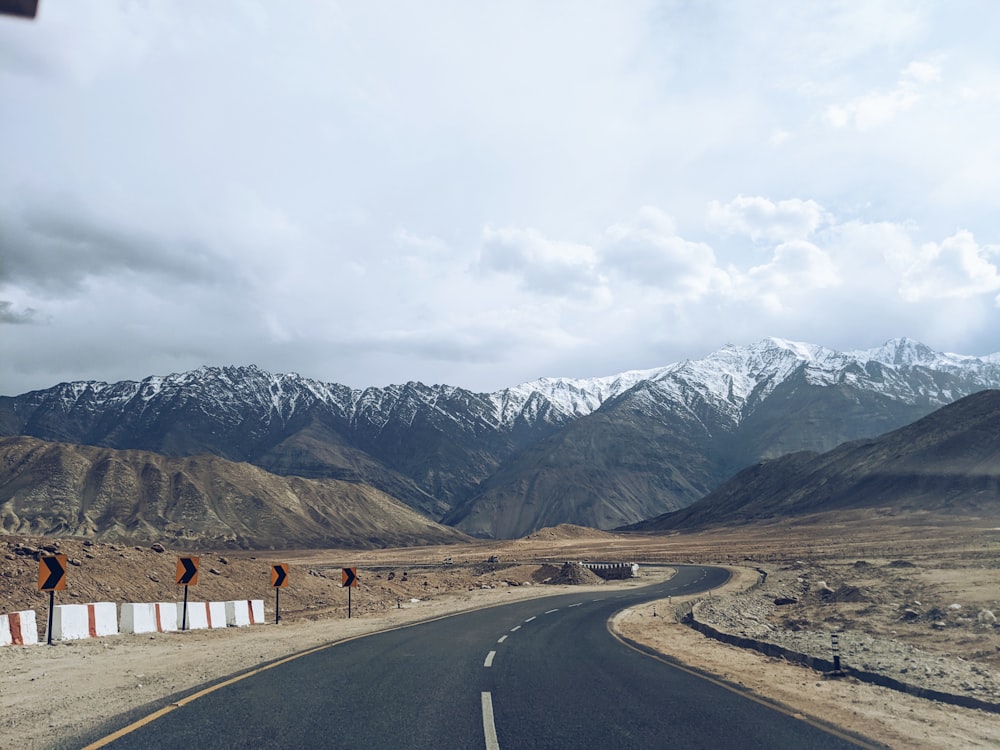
[613,564,1000,750]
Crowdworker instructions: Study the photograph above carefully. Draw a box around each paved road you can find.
[80,566,875,749]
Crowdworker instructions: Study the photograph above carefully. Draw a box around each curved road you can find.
[79,565,876,749]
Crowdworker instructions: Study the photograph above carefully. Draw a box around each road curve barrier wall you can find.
[47,602,119,641]
[225,599,264,627]
[581,562,639,580]
[1,609,38,646]
[177,600,228,630]
[4,599,269,644]
[120,602,179,634]
[685,601,1000,715]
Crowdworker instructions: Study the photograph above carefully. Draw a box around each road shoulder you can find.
[611,566,1000,750]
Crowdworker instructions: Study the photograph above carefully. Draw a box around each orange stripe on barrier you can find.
[9,612,23,646]
[247,600,255,625]
[87,604,98,638]
[154,603,163,633]
[205,602,212,628]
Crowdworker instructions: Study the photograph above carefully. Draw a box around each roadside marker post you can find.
[271,564,289,624]
[38,554,67,646]
[342,568,358,618]
[831,632,841,671]
[175,557,200,631]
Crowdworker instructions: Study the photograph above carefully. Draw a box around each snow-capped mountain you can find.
[638,336,1000,429]
[2,337,999,539]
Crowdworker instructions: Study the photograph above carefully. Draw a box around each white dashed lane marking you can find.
[524,616,536,623]
[510,625,521,632]
[484,650,496,668]
[544,609,558,614]
[497,635,507,643]
[482,692,500,750]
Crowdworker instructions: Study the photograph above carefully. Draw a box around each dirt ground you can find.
[2,513,999,749]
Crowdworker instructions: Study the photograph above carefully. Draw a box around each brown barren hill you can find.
[0,436,469,549]
[630,388,1000,530]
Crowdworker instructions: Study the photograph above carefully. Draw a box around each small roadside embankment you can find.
[612,564,1000,750]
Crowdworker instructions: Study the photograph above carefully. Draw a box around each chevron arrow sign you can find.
[175,557,200,586]
[38,554,67,591]
[271,564,289,588]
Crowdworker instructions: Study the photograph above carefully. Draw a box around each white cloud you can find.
[601,209,728,301]
[707,196,828,243]
[824,58,942,130]
[478,226,604,299]
[899,230,1000,301]
[749,240,839,288]
[733,240,839,313]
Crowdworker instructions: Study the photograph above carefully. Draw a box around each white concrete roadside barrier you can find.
[1,610,38,646]
[206,601,228,629]
[177,601,228,630]
[120,602,178,634]
[225,599,265,627]
[47,602,119,641]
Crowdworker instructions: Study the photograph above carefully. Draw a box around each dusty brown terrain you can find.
[0,435,467,549]
[2,513,999,749]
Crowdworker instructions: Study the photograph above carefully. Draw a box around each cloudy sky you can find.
[2,1,1000,395]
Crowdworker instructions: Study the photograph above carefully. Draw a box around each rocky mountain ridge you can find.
[627,388,1000,532]
[3,337,1000,540]
[6,337,995,438]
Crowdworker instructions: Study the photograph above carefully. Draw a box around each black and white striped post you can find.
[831,632,841,671]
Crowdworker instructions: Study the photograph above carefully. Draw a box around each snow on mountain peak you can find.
[605,336,1000,432]
[655,337,828,410]
[9,337,1000,438]
[494,366,670,424]
[855,337,940,367]
[759,336,824,360]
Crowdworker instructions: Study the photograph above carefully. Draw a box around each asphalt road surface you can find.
[79,566,877,749]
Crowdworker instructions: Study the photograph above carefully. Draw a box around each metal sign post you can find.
[175,557,200,631]
[342,568,358,618]
[47,590,54,645]
[271,564,289,624]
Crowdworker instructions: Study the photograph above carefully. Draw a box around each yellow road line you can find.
[82,604,507,749]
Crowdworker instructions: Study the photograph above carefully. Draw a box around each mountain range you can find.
[626,388,1000,531]
[2,336,1000,543]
